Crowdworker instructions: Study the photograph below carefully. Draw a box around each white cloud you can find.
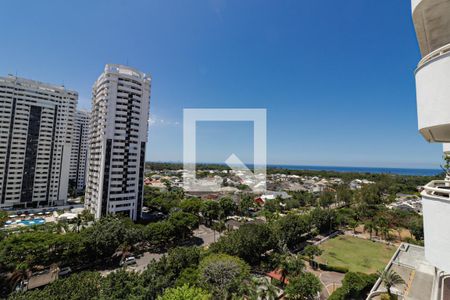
[148,114,180,127]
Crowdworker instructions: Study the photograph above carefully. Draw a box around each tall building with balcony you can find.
[69,110,90,192]
[85,65,151,221]
[414,0,450,294]
[368,1,450,299]
[0,75,77,208]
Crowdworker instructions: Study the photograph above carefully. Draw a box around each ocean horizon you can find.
[148,161,442,176]
[269,164,442,176]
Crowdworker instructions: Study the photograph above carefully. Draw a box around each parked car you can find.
[58,267,72,277]
[120,257,137,267]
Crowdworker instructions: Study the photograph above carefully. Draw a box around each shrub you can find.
[315,261,349,273]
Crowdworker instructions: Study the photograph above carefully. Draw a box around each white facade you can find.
[412,0,450,293]
[0,75,77,208]
[85,64,151,221]
[413,0,450,142]
[69,110,90,191]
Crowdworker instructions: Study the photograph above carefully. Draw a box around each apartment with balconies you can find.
[368,0,450,299]
[84,64,151,221]
[0,75,77,208]
[69,110,90,192]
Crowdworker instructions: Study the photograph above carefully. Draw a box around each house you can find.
[266,269,289,285]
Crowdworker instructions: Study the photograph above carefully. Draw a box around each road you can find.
[99,225,222,275]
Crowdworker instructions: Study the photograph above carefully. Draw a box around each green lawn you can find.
[316,235,396,274]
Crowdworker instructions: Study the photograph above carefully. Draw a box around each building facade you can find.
[368,1,450,299]
[85,64,151,221]
[0,75,77,208]
[69,110,90,192]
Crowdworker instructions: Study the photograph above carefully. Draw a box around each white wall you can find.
[423,194,450,273]
[415,51,450,142]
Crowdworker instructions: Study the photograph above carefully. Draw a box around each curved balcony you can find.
[444,143,450,154]
[421,180,450,273]
[412,0,450,56]
[415,44,450,142]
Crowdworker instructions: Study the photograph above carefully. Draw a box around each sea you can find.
[268,165,442,177]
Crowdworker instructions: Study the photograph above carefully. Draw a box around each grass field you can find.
[316,235,396,274]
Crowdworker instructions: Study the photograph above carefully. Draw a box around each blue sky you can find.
[0,0,443,168]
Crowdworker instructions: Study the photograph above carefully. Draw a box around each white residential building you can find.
[0,75,77,208]
[85,64,151,221]
[413,0,450,284]
[69,110,90,191]
[369,1,450,299]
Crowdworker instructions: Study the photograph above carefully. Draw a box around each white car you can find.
[120,257,137,267]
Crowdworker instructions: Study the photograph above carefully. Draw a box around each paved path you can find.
[307,265,345,299]
[193,225,223,247]
[99,225,221,275]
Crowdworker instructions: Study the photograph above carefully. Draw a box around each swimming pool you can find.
[3,218,46,228]
[20,218,45,226]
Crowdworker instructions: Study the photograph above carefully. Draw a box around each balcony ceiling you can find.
[413,0,450,56]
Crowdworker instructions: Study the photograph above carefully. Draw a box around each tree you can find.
[158,284,211,300]
[10,272,103,300]
[0,210,8,227]
[200,201,221,226]
[239,195,255,216]
[100,269,144,299]
[7,263,31,291]
[319,191,335,208]
[218,197,236,218]
[145,220,175,249]
[285,273,321,300]
[112,243,132,263]
[377,270,405,298]
[410,220,424,241]
[303,245,323,268]
[276,254,305,287]
[82,216,140,259]
[364,221,375,240]
[210,223,277,265]
[277,255,291,287]
[167,211,199,240]
[348,219,358,234]
[336,186,352,206]
[329,272,378,300]
[256,277,279,300]
[180,198,203,215]
[198,254,250,299]
[211,221,226,243]
[273,214,311,250]
[310,208,337,234]
[264,199,280,213]
[0,231,84,270]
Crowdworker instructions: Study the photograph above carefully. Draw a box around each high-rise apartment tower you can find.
[0,75,77,208]
[85,65,150,221]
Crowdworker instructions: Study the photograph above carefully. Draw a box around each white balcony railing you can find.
[421,179,450,273]
[422,180,450,200]
[418,43,450,69]
[415,45,450,142]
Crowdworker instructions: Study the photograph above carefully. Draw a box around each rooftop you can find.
[367,243,435,300]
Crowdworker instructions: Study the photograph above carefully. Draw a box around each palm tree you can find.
[112,243,132,263]
[257,277,279,300]
[364,221,374,240]
[303,245,322,269]
[380,226,390,241]
[277,255,291,287]
[8,265,31,291]
[348,219,358,234]
[377,269,405,297]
